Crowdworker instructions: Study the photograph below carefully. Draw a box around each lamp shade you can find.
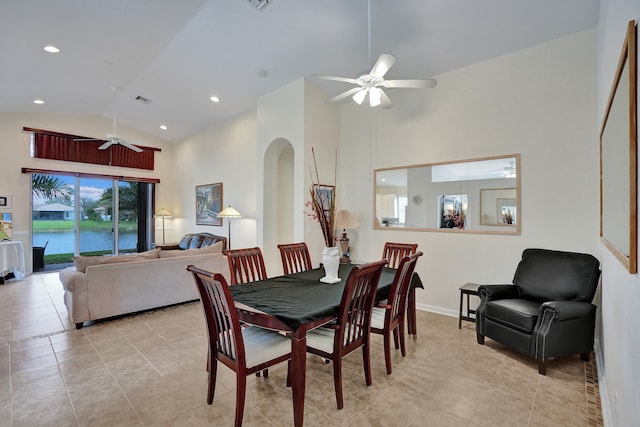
[218,205,242,218]
[335,210,359,230]
[154,208,172,218]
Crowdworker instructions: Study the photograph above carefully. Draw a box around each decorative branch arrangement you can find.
[307,147,337,247]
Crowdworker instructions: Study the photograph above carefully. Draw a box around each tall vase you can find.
[320,246,341,284]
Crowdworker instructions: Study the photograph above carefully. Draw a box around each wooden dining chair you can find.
[370,251,423,374]
[382,242,418,269]
[305,259,388,409]
[186,265,291,427]
[277,242,313,275]
[223,247,268,285]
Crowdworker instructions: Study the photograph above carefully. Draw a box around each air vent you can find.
[248,0,270,10]
[135,95,151,104]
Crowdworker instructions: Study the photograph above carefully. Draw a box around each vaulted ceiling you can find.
[0,0,600,143]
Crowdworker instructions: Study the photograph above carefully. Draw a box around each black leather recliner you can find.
[476,248,601,375]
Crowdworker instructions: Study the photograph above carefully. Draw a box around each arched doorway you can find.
[262,138,295,274]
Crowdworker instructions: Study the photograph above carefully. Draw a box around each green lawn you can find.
[33,220,137,231]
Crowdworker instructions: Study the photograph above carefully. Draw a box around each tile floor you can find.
[0,272,603,426]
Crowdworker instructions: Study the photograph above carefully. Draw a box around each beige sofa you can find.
[59,244,230,329]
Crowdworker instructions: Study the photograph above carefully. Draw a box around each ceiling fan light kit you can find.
[76,86,144,153]
[315,0,436,108]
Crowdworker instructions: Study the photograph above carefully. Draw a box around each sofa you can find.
[59,237,230,329]
[154,232,227,251]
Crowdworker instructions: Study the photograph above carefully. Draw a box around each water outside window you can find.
[32,174,140,268]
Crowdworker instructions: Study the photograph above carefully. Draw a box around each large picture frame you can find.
[196,183,223,226]
[313,184,335,225]
[600,20,637,273]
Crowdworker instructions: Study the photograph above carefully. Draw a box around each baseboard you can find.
[416,303,458,318]
[594,338,612,427]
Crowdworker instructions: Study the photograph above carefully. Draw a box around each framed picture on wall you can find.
[0,195,11,209]
[196,183,223,226]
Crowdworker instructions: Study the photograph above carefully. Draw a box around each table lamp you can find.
[335,210,359,263]
[154,208,172,244]
[217,205,242,249]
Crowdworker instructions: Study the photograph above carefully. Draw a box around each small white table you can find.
[0,240,25,283]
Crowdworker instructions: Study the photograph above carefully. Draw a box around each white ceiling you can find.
[0,0,600,143]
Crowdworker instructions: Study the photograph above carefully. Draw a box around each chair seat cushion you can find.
[371,306,387,329]
[307,323,365,354]
[484,299,541,334]
[306,327,336,354]
[241,326,291,368]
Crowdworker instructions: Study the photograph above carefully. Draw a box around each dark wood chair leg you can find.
[362,344,372,386]
[207,359,217,404]
[398,322,407,357]
[392,327,400,349]
[383,330,392,375]
[580,352,590,362]
[235,374,247,427]
[333,357,344,409]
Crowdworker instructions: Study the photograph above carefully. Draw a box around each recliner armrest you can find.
[540,300,595,322]
[478,284,518,301]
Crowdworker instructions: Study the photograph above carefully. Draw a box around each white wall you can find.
[338,29,599,316]
[173,109,258,251]
[597,1,640,426]
[0,112,174,270]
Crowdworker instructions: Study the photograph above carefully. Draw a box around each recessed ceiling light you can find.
[160,125,167,130]
[33,99,45,104]
[210,96,220,103]
[43,45,60,53]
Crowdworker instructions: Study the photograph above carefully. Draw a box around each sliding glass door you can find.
[32,173,154,269]
[78,177,115,256]
[117,181,140,254]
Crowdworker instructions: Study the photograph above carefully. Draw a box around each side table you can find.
[458,282,480,329]
[0,240,26,284]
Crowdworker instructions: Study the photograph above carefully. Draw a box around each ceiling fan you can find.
[493,162,517,178]
[76,86,143,153]
[314,0,437,108]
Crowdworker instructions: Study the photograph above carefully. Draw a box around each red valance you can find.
[24,127,160,170]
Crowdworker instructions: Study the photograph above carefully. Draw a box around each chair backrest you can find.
[277,242,313,275]
[335,259,388,354]
[187,265,245,367]
[223,247,268,285]
[386,251,423,324]
[382,242,418,269]
[513,248,601,302]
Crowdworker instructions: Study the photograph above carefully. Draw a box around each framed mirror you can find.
[374,154,520,234]
[600,20,637,274]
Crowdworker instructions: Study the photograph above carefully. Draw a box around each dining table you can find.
[229,262,423,427]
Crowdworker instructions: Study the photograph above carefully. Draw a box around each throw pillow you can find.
[158,241,223,258]
[178,234,194,250]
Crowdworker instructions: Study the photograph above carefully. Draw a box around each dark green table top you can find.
[230,264,422,332]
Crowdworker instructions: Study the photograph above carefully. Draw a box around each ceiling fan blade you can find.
[370,54,397,78]
[313,75,358,84]
[98,140,116,150]
[384,79,438,89]
[119,140,143,153]
[328,87,363,103]
[379,89,393,109]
